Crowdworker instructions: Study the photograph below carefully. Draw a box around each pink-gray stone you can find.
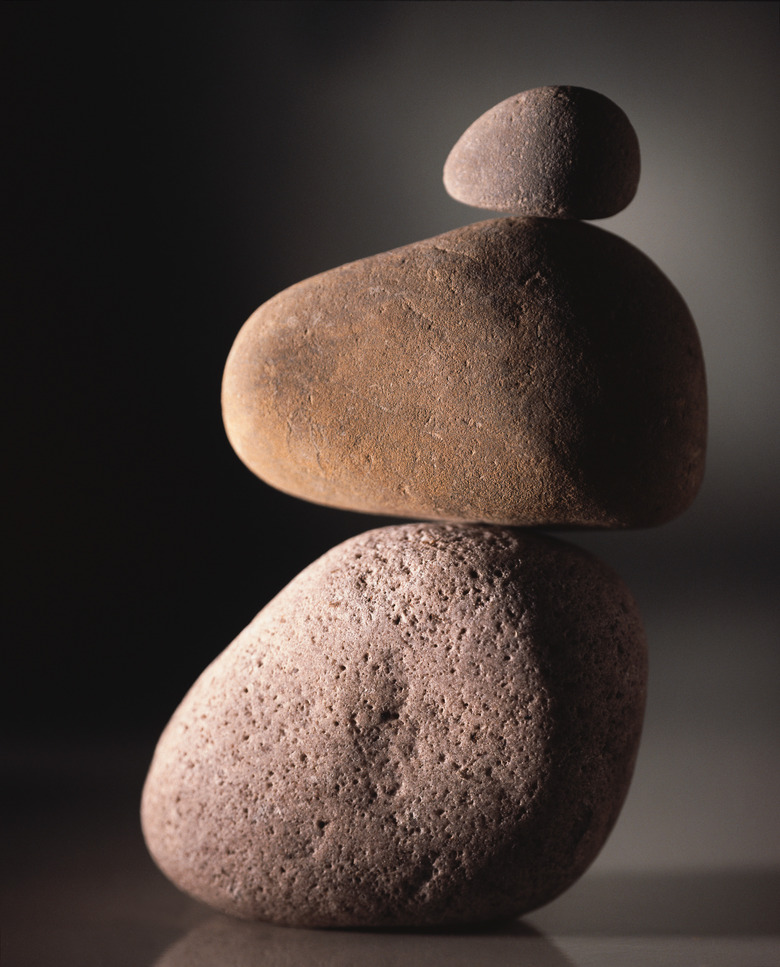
[443,86,640,218]
[141,523,647,927]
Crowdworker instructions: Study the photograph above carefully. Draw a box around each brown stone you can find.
[141,523,647,928]
[222,217,706,527]
[443,86,640,219]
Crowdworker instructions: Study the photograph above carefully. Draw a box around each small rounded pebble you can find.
[222,217,706,528]
[141,523,647,928]
[443,86,640,218]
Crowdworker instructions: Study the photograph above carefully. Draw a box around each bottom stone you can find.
[141,523,646,927]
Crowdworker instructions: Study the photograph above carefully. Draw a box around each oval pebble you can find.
[222,217,707,528]
[443,86,640,218]
[141,523,647,927]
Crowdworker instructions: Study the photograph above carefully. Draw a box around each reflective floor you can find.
[3,740,779,967]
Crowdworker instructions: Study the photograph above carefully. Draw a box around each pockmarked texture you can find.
[443,86,640,219]
[222,218,706,527]
[141,523,647,928]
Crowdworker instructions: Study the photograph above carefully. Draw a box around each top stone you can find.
[443,86,640,219]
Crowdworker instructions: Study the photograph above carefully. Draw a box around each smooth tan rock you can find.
[141,523,647,928]
[222,217,706,527]
[443,86,640,218]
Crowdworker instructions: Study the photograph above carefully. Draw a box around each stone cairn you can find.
[142,87,707,928]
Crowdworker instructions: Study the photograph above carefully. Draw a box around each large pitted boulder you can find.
[222,218,706,527]
[141,523,647,928]
[443,86,641,219]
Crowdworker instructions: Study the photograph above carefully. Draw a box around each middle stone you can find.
[223,217,706,527]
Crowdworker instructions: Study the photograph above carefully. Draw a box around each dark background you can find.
[4,1,779,874]
[4,2,402,741]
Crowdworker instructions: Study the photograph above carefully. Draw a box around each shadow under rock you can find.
[154,915,574,967]
[528,869,780,937]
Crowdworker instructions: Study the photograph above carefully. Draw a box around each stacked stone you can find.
[142,87,707,928]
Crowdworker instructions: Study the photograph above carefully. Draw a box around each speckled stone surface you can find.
[443,86,640,219]
[141,523,647,928]
[222,217,706,528]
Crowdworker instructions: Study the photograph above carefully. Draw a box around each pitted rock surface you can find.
[141,523,647,927]
[443,86,640,219]
[222,217,706,527]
